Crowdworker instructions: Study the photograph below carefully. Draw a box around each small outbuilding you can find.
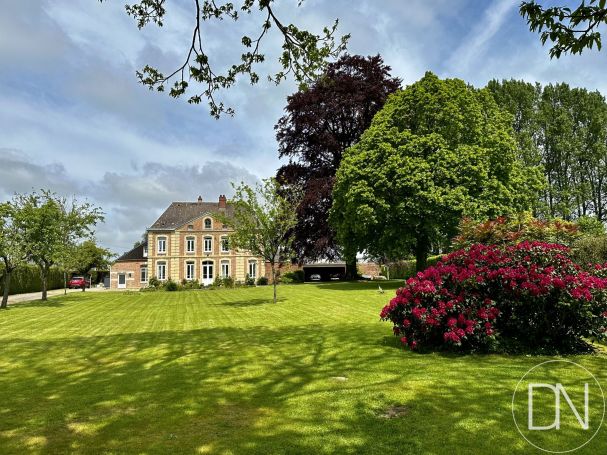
[302,262,346,282]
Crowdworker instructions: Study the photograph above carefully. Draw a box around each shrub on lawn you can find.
[453,213,585,249]
[256,276,268,286]
[222,276,235,288]
[281,270,305,284]
[572,235,607,268]
[245,274,255,286]
[148,276,161,288]
[164,279,179,292]
[381,242,607,354]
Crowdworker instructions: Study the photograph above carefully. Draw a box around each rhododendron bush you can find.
[381,242,607,353]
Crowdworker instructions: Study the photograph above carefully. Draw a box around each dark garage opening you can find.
[303,263,346,282]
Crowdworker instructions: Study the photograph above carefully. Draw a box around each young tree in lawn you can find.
[12,191,104,301]
[275,54,401,278]
[331,72,545,272]
[0,202,28,309]
[219,179,300,304]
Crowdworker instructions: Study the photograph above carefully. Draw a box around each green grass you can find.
[0,282,606,454]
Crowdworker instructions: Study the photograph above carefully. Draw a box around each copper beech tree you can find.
[275,54,400,278]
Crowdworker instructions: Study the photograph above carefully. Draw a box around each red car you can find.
[68,276,90,289]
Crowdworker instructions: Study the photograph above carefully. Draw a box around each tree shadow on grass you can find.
[210,297,287,307]
[310,280,404,292]
[1,323,605,454]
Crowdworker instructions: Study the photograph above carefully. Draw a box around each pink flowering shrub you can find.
[381,242,607,353]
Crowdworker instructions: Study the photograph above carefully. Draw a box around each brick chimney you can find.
[197,195,203,203]
[218,194,227,210]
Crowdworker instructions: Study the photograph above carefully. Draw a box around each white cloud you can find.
[0,151,259,254]
[446,0,518,76]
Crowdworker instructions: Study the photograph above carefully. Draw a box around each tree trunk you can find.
[1,271,11,309]
[64,271,67,295]
[271,264,277,304]
[41,264,48,301]
[415,232,429,272]
[345,256,357,280]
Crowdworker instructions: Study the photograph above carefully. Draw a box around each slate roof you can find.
[148,201,233,231]
[115,242,147,262]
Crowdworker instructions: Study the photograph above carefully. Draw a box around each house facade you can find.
[110,195,266,289]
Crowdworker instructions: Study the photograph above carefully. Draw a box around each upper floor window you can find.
[157,237,167,254]
[220,236,229,253]
[186,236,195,253]
[204,218,212,229]
[204,236,213,253]
[143,245,148,257]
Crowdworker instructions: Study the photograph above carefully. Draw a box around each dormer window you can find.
[204,218,212,229]
[143,245,148,257]
[187,224,194,231]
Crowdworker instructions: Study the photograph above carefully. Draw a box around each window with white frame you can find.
[157,236,167,254]
[248,260,257,279]
[157,261,167,281]
[185,261,195,280]
[221,260,230,278]
[204,218,212,229]
[204,236,212,253]
[220,236,229,253]
[143,245,148,257]
[140,265,148,283]
[186,236,195,253]
[202,260,214,280]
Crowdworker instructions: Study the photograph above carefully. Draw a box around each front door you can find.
[118,273,126,289]
[202,261,214,286]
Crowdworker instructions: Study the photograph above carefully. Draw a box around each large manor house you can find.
[109,195,266,289]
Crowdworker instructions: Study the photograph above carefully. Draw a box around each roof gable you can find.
[149,202,233,231]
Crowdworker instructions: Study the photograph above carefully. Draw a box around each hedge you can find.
[0,265,65,295]
[387,255,444,279]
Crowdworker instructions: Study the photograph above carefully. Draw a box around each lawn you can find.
[0,282,605,454]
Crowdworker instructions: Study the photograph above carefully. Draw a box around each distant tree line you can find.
[488,79,607,221]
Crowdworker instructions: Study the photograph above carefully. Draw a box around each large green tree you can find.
[331,72,544,271]
[104,0,349,118]
[12,191,104,301]
[219,179,300,304]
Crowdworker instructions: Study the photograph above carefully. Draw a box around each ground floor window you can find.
[185,261,195,280]
[157,261,166,281]
[248,260,257,279]
[202,260,214,280]
[221,260,230,278]
[140,266,148,283]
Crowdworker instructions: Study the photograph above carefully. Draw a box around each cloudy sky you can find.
[2,0,607,254]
